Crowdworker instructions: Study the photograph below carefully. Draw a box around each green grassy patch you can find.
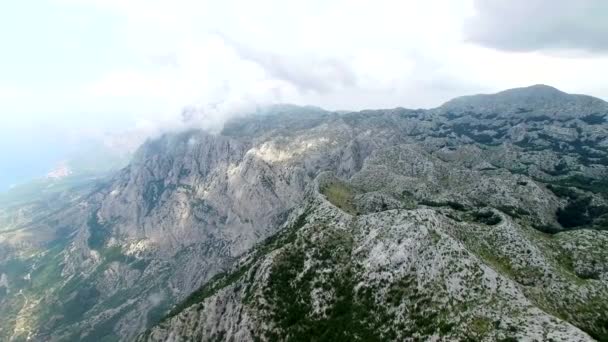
[468,316,493,339]
[477,247,515,278]
[320,181,358,215]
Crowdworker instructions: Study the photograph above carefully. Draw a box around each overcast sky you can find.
[1,0,608,186]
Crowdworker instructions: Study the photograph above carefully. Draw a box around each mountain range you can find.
[1,85,607,341]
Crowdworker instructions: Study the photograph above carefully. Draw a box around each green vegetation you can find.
[533,223,562,234]
[496,205,529,218]
[260,222,462,341]
[543,160,570,176]
[552,175,608,196]
[87,210,112,250]
[263,227,389,342]
[320,181,358,215]
[21,237,150,338]
[544,183,608,231]
[580,113,606,125]
[557,197,594,228]
[419,199,468,211]
[429,229,441,244]
[547,184,578,199]
[468,317,493,339]
[80,307,129,342]
[165,261,251,319]
[30,246,65,290]
[451,122,502,145]
[477,246,515,278]
[63,286,101,324]
[469,210,502,225]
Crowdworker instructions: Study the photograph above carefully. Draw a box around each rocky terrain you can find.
[1,85,608,341]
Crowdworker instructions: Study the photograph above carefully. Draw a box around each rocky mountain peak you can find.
[501,83,567,97]
[439,84,608,119]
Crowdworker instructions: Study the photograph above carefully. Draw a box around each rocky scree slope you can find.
[1,85,608,341]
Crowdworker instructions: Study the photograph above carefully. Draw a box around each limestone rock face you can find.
[2,85,608,341]
[142,190,600,341]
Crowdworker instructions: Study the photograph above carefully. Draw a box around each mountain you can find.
[1,85,608,341]
[440,84,608,120]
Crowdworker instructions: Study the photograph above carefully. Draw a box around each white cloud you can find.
[0,86,28,99]
[56,0,477,102]
[13,0,608,133]
[465,0,608,54]
[86,70,176,98]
